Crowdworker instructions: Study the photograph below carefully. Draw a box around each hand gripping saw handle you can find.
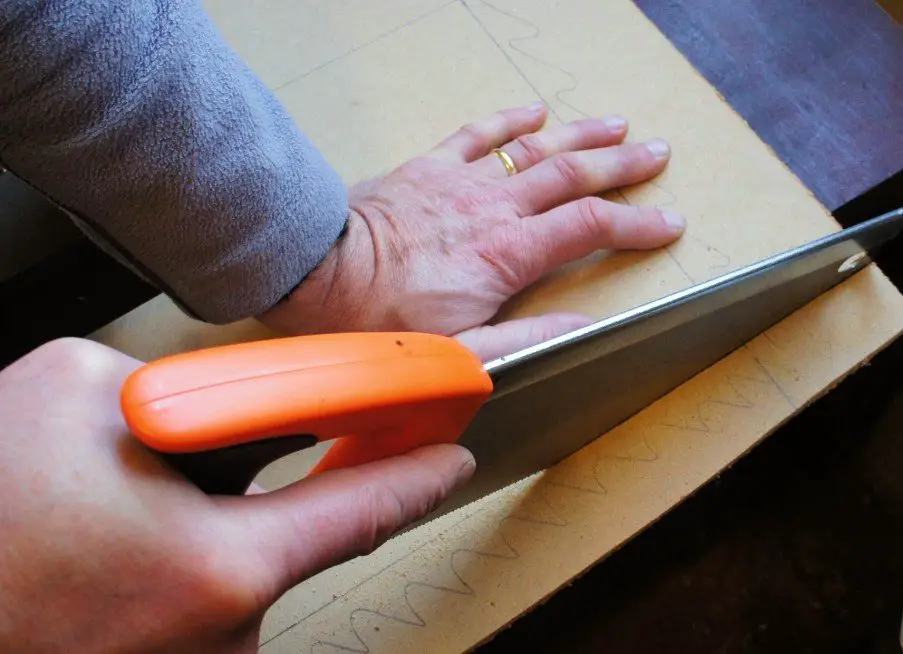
[120,332,493,494]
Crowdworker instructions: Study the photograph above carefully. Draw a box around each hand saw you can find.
[120,207,903,519]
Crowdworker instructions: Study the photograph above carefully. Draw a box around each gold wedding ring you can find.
[492,148,517,177]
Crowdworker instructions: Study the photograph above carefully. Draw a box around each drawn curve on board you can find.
[270,436,714,654]
[657,357,796,434]
[265,281,798,651]
[470,0,587,121]
[265,429,668,650]
[300,483,604,653]
[466,0,735,285]
[270,353,795,653]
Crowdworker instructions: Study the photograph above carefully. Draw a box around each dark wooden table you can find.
[478,1,903,652]
[2,1,903,652]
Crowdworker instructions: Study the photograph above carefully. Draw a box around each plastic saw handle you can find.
[120,332,493,495]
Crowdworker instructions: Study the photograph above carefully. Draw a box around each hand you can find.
[260,103,685,360]
[0,339,474,653]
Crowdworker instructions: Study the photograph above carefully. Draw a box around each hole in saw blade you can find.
[838,252,869,273]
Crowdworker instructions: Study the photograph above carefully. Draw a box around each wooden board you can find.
[89,1,903,651]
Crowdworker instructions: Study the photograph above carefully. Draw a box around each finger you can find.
[518,198,686,282]
[226,444,474,596]
[510,138,672,215]
[455,313,594,362]
[471,116,628,178]
[429,103,548,163]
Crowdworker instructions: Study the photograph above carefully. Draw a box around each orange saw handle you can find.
[120,332,493,495]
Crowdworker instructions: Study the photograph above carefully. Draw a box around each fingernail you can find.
[646,138,671,160]
[662,210,686,231]
[454,455,477,489]
[605,114,628,131]
[528,101,546,113]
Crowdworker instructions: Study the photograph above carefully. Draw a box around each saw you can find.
[120,207,903,519]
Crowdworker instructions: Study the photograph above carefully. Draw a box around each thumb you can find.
[225,444,474,598]
[454,312,593,361]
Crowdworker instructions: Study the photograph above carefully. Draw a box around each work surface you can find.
[2,0,903,652]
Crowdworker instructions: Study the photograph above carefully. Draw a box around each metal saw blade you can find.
[425,208,903,522]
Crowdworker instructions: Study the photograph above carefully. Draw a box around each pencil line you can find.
[459,0,562,122]
[259,504,488,645]
[273,0,459,91]
[470,0,590,119]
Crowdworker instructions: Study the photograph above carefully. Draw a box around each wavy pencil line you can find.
[467,0,736,287]
[295,357,793,654]
[304,356,792,650]
[292,368,793,651]
[288,360,789,652]
[295,358,792,654]
[600,436,660,463]
[659,374,762,432]
[684,234,732,270]
[657,355,795,433]
[294,366,789,653]
[473,0,587,119]
[297,479,612,653]
[471,1,676,206]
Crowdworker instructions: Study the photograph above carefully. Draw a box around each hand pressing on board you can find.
[260,103,685,361]
[0,338,475,654]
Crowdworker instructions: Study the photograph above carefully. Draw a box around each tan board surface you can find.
[89,1,903,651]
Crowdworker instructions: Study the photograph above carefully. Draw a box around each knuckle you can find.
[574,197,614,237]
[634,204,660,222]
[7,339,138,402]
[551,153,587,189]
[27,338,117,380]
[181,547,265,622]
[460,122,490,149]
[498,107,524,128]
[621,143,657,170]
[393,156,429,181]
[351,482,406,556]
[513,134,547,166]
[476,227,528,290]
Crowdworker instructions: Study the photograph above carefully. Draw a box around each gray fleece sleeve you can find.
[0,0,349,324]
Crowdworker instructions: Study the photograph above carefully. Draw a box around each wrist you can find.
[257,210,373,335]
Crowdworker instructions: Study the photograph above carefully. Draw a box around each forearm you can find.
[0,0,348,323]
